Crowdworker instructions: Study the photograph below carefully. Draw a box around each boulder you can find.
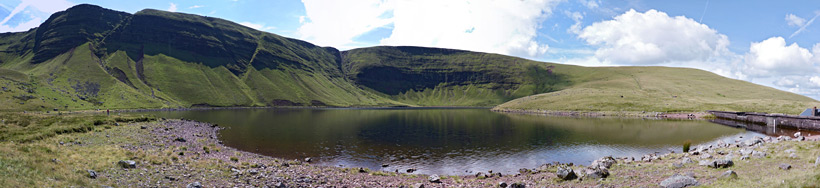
[700,153,713,159]
[498,182,507,188]
[719,170,738,179]
[590,156,617,169]
[428,174,441,183]
[659,174,698,188]
[186,182,202,188]
[556,166,577,180]
[584,167,609,179]
[780,163,792,170]
[118,160,136,168]
[714,159,734,168]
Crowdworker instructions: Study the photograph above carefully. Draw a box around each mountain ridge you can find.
[0,4,816,114]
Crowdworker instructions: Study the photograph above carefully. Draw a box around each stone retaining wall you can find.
[709,110,820,130]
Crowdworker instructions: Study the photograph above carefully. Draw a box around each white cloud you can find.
[774,77,798,88]
[239,22,276,31]
[297,0,559,57]
[0,0,72,32]
[167,3,177,12]
[789,13,819,38]
[811,76,820,87]
[189,5,204,9]
[786,14,806,27]
[297,0,393,48]
[578,9,730,65]
[379,0,559,57]
[565,11,584,34]
[743,37,815,76]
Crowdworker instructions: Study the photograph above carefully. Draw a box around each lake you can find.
[136,108,764,175]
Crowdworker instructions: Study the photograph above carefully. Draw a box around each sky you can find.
[1,0,820,100]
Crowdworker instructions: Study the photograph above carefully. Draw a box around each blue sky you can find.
[2,0,820,99]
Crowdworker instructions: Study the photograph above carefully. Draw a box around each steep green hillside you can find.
[0,4,816,113]
[493,66,820,114]
[0,4,399,111]
[342,46,570,106]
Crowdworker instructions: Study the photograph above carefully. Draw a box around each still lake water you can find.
[137,108,764,175]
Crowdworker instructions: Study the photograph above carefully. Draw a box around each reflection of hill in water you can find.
[144,108,745,160]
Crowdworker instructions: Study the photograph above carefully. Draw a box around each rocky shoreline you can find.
[83,118,820,187]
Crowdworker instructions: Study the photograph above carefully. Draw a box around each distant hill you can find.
[0,4,816,114]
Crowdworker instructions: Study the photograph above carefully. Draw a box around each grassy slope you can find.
[494,66,820,114]
[342,46,571,106]
[1,4,817,113]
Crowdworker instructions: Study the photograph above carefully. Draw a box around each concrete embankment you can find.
[709,110,820,131]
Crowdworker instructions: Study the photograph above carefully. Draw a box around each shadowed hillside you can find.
[0,4,816,114]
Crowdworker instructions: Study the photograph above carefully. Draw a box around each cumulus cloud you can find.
[578,9,730,65]
[167,3,177,12]
[380,0,558,57]
[297,0,558,57]
[297,0,393,48]
[743,37,816,76]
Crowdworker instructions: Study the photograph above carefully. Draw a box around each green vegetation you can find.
[683,140,691,153]
[494,66,820,114]
[0,4,816,114]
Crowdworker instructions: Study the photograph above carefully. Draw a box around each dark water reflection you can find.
[138,108,760,175]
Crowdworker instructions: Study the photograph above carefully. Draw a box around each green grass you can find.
[495,66,820,114]
[0,4,816,113]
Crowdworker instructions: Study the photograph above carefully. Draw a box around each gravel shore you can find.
[87,119,820,187]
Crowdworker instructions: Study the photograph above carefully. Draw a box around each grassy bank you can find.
[494,66,820,115]
[2,112,820,187]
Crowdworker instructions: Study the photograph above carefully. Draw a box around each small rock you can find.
[273,182,286,188]
[476,172,487,179]
[406,168,416,173]
[719,170,737,179]
[186,182,202,188]
[510,183,525,188]
[518,168,532,174]
[780,163,792,170]
[358,168,368,173]
[118,160,136,168]
[164,176,177,181]
[700,153,713,159]
[304,157,312,162]
[659,174,698,188]
[794,132,802,138]
[784,149,796,154]
[797,136,805,141]
[87,170,97,179]
[697,160,711,166]
[740,155,750,160]
[752,151,767,158]
[428,174,441,183]
[672,163,684,168]
[51,158,59,163]
[381,163,389,167]
[815,156,820,167]
[556,166,577,180]
[248,169,259,175]
[681,157,694,164]
[498,181,508,187]
[174,137,186,142]
[789,153,799,158]
[140,126,147,129]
